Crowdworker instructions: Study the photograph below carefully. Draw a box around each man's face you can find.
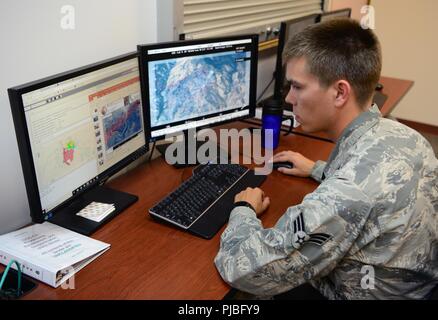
[285,57,337,133]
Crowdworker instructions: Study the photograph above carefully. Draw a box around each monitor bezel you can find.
[317,8,352,22]
[274,13,319,99]
[137,34,259,141]
[8,52,149,223]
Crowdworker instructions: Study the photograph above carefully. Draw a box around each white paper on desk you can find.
[0,222,110,287]
[255,107,301,128]
[76,201,115,222]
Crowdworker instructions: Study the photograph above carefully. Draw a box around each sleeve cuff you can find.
[229,205,258,222]
[310,160,327,182]
[234,201,256,213]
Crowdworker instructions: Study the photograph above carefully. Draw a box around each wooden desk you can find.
[378,76,414,116]
[21,123,334,300]
[10,76,412,300]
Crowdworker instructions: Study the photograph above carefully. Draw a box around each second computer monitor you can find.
[138,35,258,140]
[318,8,352,22]
[8,52,148,235]
[274,14,319,100]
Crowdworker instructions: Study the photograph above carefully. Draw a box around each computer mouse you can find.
[272,161,294,170]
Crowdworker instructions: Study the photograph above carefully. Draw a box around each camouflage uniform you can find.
[215,105,438,299]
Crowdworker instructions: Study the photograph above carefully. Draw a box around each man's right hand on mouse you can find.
[270,150,316,177]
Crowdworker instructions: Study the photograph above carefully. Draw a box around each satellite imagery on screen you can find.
[103,96,143,150]
[149,51,250,127]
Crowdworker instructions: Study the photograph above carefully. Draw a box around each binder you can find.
[0,222,110,288]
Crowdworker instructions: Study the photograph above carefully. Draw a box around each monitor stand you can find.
[156,130,229,168]
[48,186,138,236]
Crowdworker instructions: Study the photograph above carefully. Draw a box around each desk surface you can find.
[378,76,414,116]
[18,75,412,300]
[22,123,334,300]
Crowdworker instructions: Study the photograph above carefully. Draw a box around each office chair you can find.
[429,284,438,300]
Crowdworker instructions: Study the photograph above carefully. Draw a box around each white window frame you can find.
[179,0,324,42]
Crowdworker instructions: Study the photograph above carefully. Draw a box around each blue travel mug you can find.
[261,100,283,150]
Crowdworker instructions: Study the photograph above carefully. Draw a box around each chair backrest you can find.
[429,285,438,300]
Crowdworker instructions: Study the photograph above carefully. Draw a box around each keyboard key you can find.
[149,164,249,229]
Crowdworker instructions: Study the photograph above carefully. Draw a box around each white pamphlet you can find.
[0,222,110,287]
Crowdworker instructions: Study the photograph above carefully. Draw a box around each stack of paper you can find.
[76,201,115,222]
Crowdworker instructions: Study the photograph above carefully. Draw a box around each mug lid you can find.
[262,98,284,116]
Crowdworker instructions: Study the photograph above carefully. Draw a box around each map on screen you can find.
[148,51,251,127]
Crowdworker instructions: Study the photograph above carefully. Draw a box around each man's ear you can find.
[333,80,351,108]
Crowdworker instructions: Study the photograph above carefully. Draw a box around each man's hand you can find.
[271,151,315,177]
[234,187,270,217]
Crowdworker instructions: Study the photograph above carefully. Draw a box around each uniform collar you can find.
[322,104,381,179]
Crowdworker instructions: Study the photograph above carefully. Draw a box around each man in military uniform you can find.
[214,18,438,299]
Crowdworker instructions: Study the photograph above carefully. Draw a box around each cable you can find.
[0,259,22,298]
[240,118,334,143]
[282,115,294,136]
[256,76,275,104]
[148,141,156,162]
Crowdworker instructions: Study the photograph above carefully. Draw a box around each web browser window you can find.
[22,58,145,213]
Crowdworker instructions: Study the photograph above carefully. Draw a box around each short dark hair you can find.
[283,18,382,108]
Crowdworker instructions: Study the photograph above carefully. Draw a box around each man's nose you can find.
[285,87,296,106]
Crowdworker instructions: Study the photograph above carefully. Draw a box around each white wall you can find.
[0,0,279,235]
[0,0,158,234]
[371,0,438,126]
[157,0,183,42]
[328,0,368,20]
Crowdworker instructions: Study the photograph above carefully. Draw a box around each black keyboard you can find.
[149,164,250,230]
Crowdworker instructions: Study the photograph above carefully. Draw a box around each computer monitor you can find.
[137,34,258,166]
[273,14,319,102]
[318,8,352,22]
[8,52,149,235]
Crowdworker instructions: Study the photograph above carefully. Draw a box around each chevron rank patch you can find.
[292,212,332,249]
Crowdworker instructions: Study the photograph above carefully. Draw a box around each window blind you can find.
[183,0,323,39]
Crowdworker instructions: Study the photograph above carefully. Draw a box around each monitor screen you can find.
[138,35,258,140]
[274,14,319,100]
[8,53,148,222]
[319,8,352,22]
